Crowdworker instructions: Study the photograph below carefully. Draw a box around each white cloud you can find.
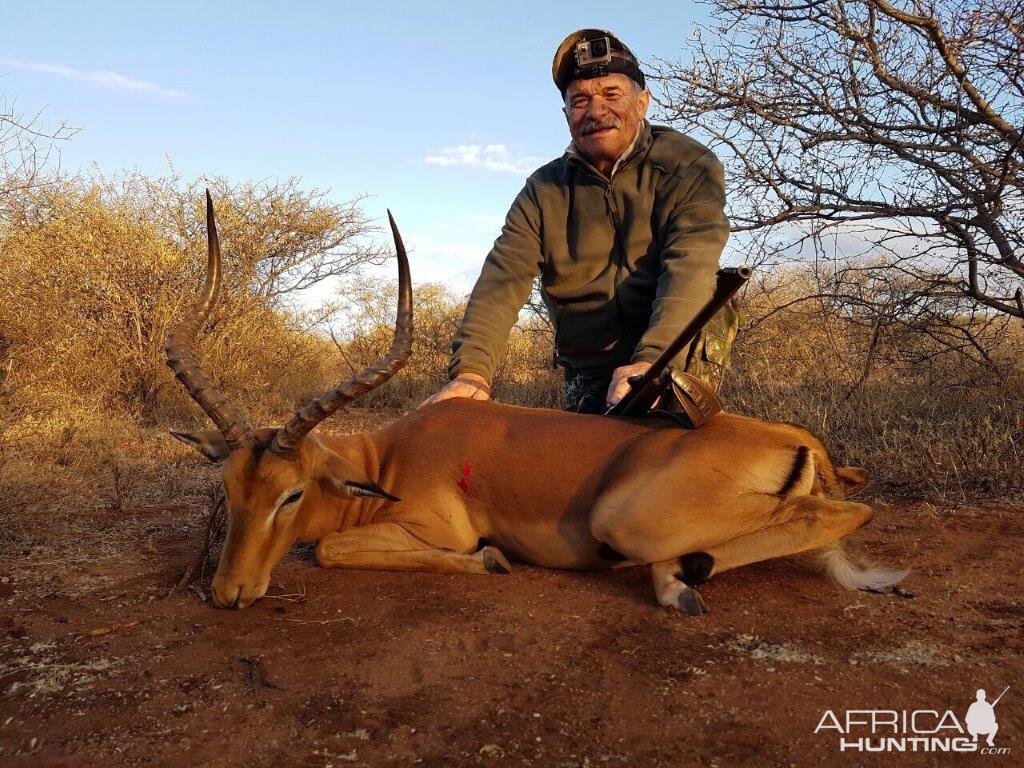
[370,231,489,292]
[0,58,190,98]
[459,212,506,233]
[422,143,543,174]
[407,232,488,268]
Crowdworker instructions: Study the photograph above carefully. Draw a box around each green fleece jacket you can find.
[449,121,730,382]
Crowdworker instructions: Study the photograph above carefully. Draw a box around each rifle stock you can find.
[606,265,752,417]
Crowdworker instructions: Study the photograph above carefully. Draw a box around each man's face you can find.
[563,73,650,173]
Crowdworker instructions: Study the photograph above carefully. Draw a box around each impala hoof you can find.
[678,587,708,616]
[482,546,512,574]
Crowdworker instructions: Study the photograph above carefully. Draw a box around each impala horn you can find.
[165,191,254,450]
[270,210,413,458]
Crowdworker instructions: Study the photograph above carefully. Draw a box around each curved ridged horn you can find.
[271,210,413,458]
[165,191,254,450]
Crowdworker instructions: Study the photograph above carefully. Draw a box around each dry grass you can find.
[726,378,1022,499]
[725,272,1024,499]
[334,276,562,409]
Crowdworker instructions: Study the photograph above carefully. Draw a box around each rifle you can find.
[605,265,752,417]
[992,686,1009,707]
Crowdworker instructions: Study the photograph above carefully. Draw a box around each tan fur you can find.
[185,400,905,610]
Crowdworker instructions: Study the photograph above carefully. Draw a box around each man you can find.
[423,28,737,413]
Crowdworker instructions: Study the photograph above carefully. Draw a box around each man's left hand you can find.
[606,361,653,408]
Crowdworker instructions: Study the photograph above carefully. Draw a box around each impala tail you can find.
[801,449,910,591]
[816,544,910,592]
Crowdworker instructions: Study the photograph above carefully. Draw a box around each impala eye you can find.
[282,490,303,507]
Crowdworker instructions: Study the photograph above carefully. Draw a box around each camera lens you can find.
[591,39,608,57]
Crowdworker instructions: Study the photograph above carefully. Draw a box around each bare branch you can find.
[653,0,1024,325]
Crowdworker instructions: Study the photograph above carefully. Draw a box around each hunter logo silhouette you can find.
[966,687,1008,747]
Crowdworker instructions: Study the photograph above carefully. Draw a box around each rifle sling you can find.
[650,369,723,429]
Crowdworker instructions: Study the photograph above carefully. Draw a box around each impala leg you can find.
[698,496,873,577]
[594,491,874,611]
[650,559,708,616]
[647,499,870,615]
[315,522,511,575]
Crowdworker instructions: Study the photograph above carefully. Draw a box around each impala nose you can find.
[210,580,240,609]
[211,577,268,609]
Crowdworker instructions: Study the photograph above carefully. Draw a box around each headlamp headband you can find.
[552,29,645,96]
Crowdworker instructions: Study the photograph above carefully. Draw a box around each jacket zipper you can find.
[567,154,635,341]
[565,128,652,362]
[605,185,627,331]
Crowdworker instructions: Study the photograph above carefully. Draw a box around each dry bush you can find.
[0,172,383,539]
[331,276,561,409]
[0,95,75,199]
[725,269,1024,498]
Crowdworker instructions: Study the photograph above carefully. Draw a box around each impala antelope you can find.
[167,193,907,612]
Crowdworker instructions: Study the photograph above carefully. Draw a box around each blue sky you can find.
[2,1,712,299]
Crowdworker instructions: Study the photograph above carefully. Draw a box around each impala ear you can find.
[170,430,232,463]
[318,448,400,503]
[344,480,401,502]
[835,466,869,493]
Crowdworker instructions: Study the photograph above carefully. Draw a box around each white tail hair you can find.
[816,545,909,591]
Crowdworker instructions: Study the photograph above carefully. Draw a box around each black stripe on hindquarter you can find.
[777,445,811,496]
[678,552,714,586]
[598,543,627,563]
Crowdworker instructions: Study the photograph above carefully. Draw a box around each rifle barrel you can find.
[607,265,751,417]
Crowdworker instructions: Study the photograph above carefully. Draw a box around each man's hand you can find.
[606,361,653,409]
[418,373,492,409]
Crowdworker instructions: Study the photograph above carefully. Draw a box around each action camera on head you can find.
[575,36,612,68]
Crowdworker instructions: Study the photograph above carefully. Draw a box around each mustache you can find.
[580,118,620,136]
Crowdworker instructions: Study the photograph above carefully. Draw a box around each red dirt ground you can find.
[1,452,1021,767]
